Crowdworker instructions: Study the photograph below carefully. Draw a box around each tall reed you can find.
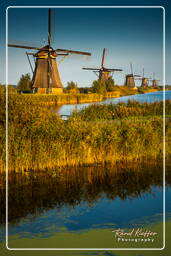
[71,100,170,121]
[0,93,169,173]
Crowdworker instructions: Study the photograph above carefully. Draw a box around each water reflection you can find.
[1,162,170,227]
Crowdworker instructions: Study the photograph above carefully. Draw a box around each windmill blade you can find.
[8,44,41,50]
[101,48,106,68]
[130,62,133,75]
[153,72,155,80]
[48,8,52,47]
[56,48,91,56]
[26,52,34,74]
[49,9,56,47]
[57,53,69,56]
[8,39,42,49]
[134,78,142,80]
[82,67,100,70]
[106,68,123,72]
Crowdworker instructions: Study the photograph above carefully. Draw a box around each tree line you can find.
[16,73,116,94]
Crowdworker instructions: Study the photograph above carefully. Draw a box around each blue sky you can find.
[0,0,170,87]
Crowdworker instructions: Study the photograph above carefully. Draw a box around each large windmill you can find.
[136,68,151,88]
[8,9,91,94]
[124,62,141,88]
[82,48,122,82]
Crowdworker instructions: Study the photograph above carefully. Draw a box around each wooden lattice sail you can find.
[82,48,122,81]
[8,9,91,94]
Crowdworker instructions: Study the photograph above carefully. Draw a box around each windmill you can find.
[82,48,122,82]
[124,62,141,88]
[8,9,91,94]
[135,68,151,88]
[151,72,160,88]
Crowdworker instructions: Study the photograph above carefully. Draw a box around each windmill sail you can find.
[8,8,91,94]
[101,48,105,68]
[82,48,122,81]
[56,49,91,56]
[8,44,41,50]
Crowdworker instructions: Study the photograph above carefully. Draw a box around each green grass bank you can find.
[2,84,160,106]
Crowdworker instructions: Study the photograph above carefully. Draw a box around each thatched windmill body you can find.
[124,62,141,88]
[82,48,122,82]
[8,9,91,94]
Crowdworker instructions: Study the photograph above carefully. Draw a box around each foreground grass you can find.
[0,93,170,172]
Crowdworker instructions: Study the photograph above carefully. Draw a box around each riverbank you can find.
[0,92,170,172]
[4,86,160,106]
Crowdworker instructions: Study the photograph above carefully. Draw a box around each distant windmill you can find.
[82,48,122,82]
[8,9,91,94]
[136,68,151,88]
[124,62,141,88]
[151,72,160,88]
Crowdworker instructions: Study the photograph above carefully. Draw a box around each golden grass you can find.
[0,91,169,173]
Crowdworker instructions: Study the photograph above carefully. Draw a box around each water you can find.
[1,163,171,249]
[57,90,171,117]
[0,91,170,250]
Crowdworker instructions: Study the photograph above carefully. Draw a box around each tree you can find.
[91,80,107,94]
[17,73,31,91]
[105,77,115,92]
[65,81,79,94]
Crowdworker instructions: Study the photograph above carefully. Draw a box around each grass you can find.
[1,84,160,106]
[0,90,170,173]
[7,93,104,105]
[70,100,171,121]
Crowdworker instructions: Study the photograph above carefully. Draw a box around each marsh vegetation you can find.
[0,89,170,172]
